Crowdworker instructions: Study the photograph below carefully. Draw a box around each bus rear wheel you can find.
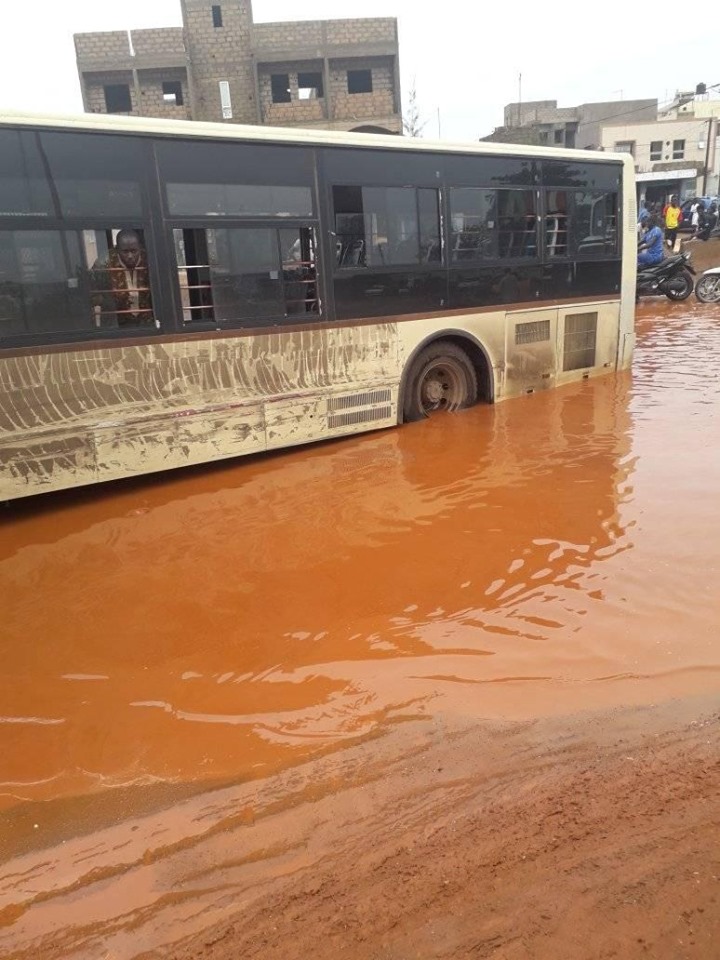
[402,341,478,422]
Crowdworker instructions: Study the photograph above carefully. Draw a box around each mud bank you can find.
[2,695,719,960]
[165,696,720,960]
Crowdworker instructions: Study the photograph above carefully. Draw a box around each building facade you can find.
[485,99,657,150]
[601,114,719,204]
[74,0,402,134]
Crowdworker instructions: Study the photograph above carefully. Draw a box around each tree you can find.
[403,82,427,138]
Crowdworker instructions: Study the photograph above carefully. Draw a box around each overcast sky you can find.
[1,0,716,140]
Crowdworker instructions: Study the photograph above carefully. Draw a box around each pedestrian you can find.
[707,202,718,233]
[663,196,682,250]
[638,198,651,228]
[684,205,713,244]
[691,199,703,235]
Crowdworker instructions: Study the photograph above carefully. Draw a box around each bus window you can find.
[85,228,155,328]
[573,192,618,257]
[449,188,497,261]
[0,129,55,218]
[165,182,313,219]
[40,132,146,219]
[545,191,569,258]
[418,189,442,263]
[173,226,319,325]
[279,227,319,315]
[333,186,440,268]
[497,190,537,258]
[0,227,155,337]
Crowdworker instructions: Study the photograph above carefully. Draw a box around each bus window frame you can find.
[0,129,171,349]
[164,217,324,331]
[329,180,446,276]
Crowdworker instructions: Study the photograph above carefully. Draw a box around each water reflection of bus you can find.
[0,112,636,500]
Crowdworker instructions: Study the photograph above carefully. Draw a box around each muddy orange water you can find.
[1,301,720,956]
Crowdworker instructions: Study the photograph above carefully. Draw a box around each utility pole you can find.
[517,73,522,126]
[702,116,714,195]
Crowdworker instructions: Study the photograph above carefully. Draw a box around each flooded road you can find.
[1,301,720,958]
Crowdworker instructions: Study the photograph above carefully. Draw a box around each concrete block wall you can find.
[75,31,131,62]
[324,18,396,45]
[132,28,186,57]
[330,58,395,123]
[258,63,326,125]
[252,20,324,53]
[84,72,138,114]
[181,0,256,124]
[75,3,400,131]
[138,69,191,119]
[251,18,396,55]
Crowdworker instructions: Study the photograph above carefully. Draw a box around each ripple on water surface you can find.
[1,301,720,811]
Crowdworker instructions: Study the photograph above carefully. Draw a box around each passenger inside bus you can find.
[90,229,154,327]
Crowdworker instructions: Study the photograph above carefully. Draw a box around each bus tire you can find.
[402,341,478,422]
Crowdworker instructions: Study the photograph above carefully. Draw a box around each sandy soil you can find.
[155,697,720,960]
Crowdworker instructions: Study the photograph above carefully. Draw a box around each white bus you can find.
[0,112,636,500]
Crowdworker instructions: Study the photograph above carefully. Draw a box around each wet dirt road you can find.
[1,300,720,958]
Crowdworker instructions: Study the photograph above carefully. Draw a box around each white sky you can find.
[1,0,715,140]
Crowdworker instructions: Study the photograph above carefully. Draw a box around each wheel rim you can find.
[698,277,720,301]
[418,359,468,413]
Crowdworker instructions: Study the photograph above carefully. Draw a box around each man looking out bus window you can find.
[91,229,154,327]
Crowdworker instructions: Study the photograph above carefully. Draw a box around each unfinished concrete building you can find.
[484,99,658,150]
[74,0,402,134]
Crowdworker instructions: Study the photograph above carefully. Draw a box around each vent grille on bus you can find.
[515,319,550,344]
[327,389,392,412]
[627,198,637,233]
[563,312,597,371]
[328,406,393,430]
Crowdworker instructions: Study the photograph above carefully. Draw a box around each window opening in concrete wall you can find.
[212,5,223,27]
[650,140,662,160]
[297,72,323,100]
[104,84,132,114]
[162,82,184,106]
[538,131,549,144]
[613,141,635,156]
[673,139,685,159]
[271,74,291,104]
[554,129,563,144]
[347,70,373,95]
[219,81,232,119]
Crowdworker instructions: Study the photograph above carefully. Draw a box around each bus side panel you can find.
[0,321,402,499]
[92,406,267,484]
[0,434,98,500]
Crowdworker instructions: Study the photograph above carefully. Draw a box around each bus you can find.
[0,112,636,501]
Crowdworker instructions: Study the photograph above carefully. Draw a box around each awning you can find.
[635,169,698,183]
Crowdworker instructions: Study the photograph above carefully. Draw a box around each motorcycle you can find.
[695,265,720,303]
[636,252,695,301]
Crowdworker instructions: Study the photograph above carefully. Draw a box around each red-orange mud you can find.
[1,300,720,958]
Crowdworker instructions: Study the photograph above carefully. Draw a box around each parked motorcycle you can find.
[637,252,695,301]
[694,266,720,303]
